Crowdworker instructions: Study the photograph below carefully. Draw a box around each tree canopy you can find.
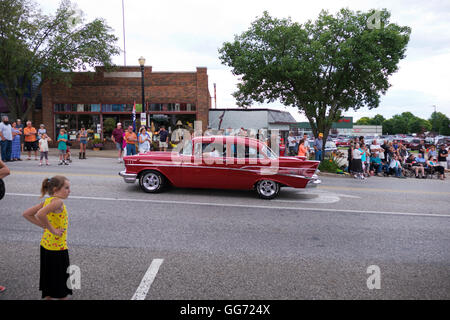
[0,0,120,120]
[429,112,450,135]
[381,112,431,135]
[219,9,411,144]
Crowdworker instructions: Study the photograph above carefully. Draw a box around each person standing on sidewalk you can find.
[111,123,124,163]
[77,127,88,159]
[157,126,169,152]
[22,176,73,300]
[138,126,151,154]
[125,126,137,156]
[24,121,39,161]
[57,129,69,165]
[0,116,13,162]
[0,160,11,293]
[11,121,22,161]
[314,133,324,161]
[39,133,52,166]
[38,124,47,140]
[16,119,24,152]
[287,132,297,156]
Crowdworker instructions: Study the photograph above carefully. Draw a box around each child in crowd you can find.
[39,133,52,166]
[22,176,73,300]
[38,124,47,140]
[57,129,69,165]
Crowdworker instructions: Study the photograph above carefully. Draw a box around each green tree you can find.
[218,9,411,146]
[382,118,395,135]
[429,112,449,134]
[440,117,450,135]
[408,117,431,134]
[371,114,385,126]
[0,0,120,121]
[355,117,371,125]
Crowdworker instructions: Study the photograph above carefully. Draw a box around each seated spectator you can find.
[370,152,383,176]
[387,146,396,163]
[371,140,385,159]
[428,145,437,160]
[427,155,445,180]
[405,154,425,178]
[389,154,406,178]
[415,153,427,167]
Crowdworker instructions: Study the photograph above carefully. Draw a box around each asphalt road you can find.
[0,156,449,300]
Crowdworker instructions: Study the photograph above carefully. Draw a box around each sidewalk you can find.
[47,148,118,159]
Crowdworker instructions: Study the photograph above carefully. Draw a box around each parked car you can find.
[335,139,350,147]
[436,137,450,147]
[408,139,422,150]
[325,141,337,155]
[119,136,321,199]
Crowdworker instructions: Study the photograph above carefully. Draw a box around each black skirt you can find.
[352,159,363,173]
[39,246,73,299]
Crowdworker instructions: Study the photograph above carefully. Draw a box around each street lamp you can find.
[138,57,146,115]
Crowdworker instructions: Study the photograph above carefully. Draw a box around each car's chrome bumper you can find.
[119,171,137,183]
[306,174,321,188]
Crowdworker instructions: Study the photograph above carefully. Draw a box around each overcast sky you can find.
[39,0,450,122]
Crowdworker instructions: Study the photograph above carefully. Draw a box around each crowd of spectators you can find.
[347,137,448,180]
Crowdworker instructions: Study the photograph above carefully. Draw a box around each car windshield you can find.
[261,145,277,159]
[180,140,192,156]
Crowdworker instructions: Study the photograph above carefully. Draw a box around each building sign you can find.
[140,113,147,126]
[332,117,353,129]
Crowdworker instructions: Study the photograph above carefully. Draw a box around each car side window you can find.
[231,143,265,159]
[194,142,202,157]
[197,142,226,158]
[181,140,192,156]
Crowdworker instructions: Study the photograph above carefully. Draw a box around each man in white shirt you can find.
[0,116,13,162]
[287,132,297,156]
[370,139,385,160]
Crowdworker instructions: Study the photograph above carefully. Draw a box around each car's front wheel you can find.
[139,170,165,193]
[255,180,280,200]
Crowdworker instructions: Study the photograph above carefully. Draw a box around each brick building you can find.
[41,66,211,146]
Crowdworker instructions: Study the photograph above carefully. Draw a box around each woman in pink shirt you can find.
[297,139,307,157]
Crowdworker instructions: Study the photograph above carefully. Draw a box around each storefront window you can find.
[149,103,196,112]
[54,104,76,112]
[102,104,134,112]
[55,114,77,139]
[78,114,100,139]
[54,104,100,112]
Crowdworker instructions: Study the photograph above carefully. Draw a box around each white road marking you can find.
[5,193,450,218]
[131,259,164,300]
[274,195,341,204]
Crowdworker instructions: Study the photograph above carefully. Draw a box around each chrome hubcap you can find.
[143,173,160,191]
[259,180,277,197]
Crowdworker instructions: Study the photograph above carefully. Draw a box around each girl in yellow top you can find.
[22,176,72,300]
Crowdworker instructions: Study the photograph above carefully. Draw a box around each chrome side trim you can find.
[124,164,315,180]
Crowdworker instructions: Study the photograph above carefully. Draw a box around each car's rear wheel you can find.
[256,180,280,200]
[139,170,165,193]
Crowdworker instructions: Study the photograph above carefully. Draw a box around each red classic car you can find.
[119,136,321,199]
